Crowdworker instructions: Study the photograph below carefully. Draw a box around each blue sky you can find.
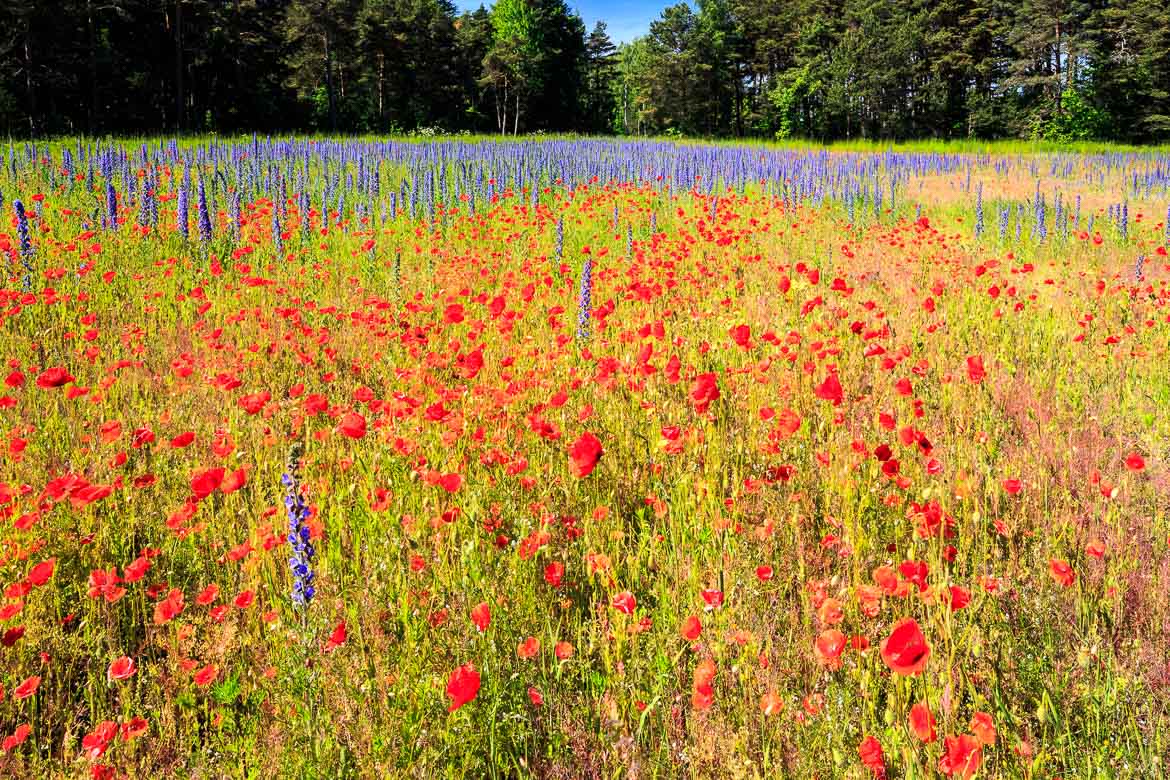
[454,0,663,44]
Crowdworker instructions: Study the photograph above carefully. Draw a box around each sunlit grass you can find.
[0,137,1166,778]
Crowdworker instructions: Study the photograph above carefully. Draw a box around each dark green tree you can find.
[1088,0,1170,141]
[583,22,618,133]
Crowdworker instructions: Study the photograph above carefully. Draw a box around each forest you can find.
[1,0,1169,142]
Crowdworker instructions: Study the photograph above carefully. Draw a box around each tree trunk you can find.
[233,0,244,128]
[377,52,385,127]
[175,0,184,132]
[1054,21,1063,115]
[513,91,520,135]
[621,81,628,134]
[498,77,507,135]
[733,64,743,137]
[324,31,337,131]
[87,0,97,134]
[24,31,36,135]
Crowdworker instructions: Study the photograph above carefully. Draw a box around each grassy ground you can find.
[0,138,1166,778]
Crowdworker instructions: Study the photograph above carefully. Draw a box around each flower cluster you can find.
[177,183,189,240]
[576,252,592,341]
[197,178,213,243]
[282,442,315,608]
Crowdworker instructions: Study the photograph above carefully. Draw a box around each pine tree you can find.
[584,22,617,133]
[456,7,494,130]
[1006,0,1095,135]
[285,0,360,131]
[1088,0,1170,141]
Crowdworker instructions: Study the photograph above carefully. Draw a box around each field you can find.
[0,136,1168,778]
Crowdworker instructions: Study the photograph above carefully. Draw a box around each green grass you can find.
[0,137,1166,778]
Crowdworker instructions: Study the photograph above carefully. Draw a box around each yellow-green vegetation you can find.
[0,137,1166,778]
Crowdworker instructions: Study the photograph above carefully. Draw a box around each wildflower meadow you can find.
[0,137,1167,778]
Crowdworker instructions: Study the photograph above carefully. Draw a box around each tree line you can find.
[1,0,1168,142]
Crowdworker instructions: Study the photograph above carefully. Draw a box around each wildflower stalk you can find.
[197,177,213,243]
[14,199,34,288]
[576,253,593,341]
[283,441,315,622]
[177,183,189,240]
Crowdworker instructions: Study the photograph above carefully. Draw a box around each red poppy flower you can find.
[108,656,136,681]
[324,621,347,651]
[190,467,225,500]
[26,558,55,587]
[909,701,937,743]
[170,431,195,448]
[446,663,481,712]
[210,432,232,458]
[1125,452,1145,471]
[774,408,802,437]
[121,717,148,740]
[193,664,218,687]
[153,588,185,625]
[470,602,490,632]
[543,561,564,587]
[898,560,929,592]
[690,372,720,413]
[98,420,122,444]
[966,355,986,383]
[238,391,270,415]
[700,589,724,609]
[81,721,116,759]
[13,675,41,700]
[679,615,702,641]
[195,583,219,606]
[220,468,247,494]
[691,657,717,711]
[611,591,637,614]
[36,367,75,389]
[517,636,540,659]
[857,735,885,777]
[969,711,996,745]
[337,411,367,439]
[814,373,843,405]
[818,597,844,625]
[815,629,846,669]
[880,618,930,675]
[729,324,752,348]
[2,626,25,647]
[88,568,126,603]
[1049,558,1076,587]
[568,432,603,478]
[938,733,983,778]
[1,723,31,752]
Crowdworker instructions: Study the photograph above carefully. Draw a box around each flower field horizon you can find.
[0,136,1167,778]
